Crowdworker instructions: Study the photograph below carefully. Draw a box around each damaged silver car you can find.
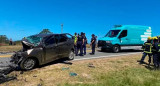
[11,33,75,70]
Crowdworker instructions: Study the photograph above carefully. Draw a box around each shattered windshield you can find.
[105,30,121,37]
[26,36,42,46]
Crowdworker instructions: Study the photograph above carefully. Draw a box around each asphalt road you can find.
[0,48,142,69]
[74,49,142,61]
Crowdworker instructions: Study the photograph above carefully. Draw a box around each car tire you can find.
[20,58,36,70]
[113,45,120,53]
[67,50,74,60]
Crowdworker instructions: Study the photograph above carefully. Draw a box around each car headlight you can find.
[106,41,111,43]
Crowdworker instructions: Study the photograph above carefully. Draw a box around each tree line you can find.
[0,35,9,44]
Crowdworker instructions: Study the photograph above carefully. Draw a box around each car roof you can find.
[30,33,70,38]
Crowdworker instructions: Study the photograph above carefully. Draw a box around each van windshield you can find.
[105,30,121,37]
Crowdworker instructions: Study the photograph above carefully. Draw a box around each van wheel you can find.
[67,50,74,60]
[20,58,36,70]
[113,45,120,53]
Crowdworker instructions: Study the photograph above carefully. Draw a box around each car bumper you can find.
[98,41,113,49]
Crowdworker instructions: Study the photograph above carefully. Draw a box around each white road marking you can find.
[73,52,141,61]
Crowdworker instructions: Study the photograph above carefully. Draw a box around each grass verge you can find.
[1,54,160,86]
[0,45,22,52]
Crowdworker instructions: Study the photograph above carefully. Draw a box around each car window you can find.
[66,34,72,39]
[55,35,59,44]
[120,30,127,38]
[59,35,68,42]
[45,36,55,45]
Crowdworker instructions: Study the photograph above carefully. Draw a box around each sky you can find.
[0,0,160,41]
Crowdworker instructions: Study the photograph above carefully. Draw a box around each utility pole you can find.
[61,24,63,33]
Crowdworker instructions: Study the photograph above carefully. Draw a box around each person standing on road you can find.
[9,38,13,45]
[95,36,98,47]
[137,37,152,64]
[83,33,87,55]
[74,33,78,56]
[158,36,160,67]
[77,32,84,56]
[90,34,96,55]
[152,37,159,69]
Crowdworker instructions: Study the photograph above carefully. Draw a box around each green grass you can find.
[2,54,160,86]
[63,67,160,86]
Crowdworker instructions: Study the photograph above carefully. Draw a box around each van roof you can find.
[112,25,151,30]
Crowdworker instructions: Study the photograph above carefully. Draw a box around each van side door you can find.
[119,30,129,45]
[43,35,58,62]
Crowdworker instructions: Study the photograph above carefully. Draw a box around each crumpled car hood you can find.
[21,39,35,47]
[21,38,38,52]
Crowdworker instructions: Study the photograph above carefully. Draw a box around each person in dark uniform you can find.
[90,34,96,55]
[77,32,84,56]
[157,36,160,69]
[74,33,78,56]
[152,37,159,69]
[137,37,152,64]
[76,34,80,54]
[82,33,87,55]
[9,38,13,45]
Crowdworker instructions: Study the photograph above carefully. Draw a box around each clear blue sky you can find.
[0,0,160,41]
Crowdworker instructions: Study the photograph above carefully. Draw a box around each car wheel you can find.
[20,58,36,70]
[113,45,120,53]
[68,50,74,60]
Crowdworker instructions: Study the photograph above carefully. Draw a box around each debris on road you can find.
[0,75,16,84]
[0,52,24,84]
[33,75,37,77]
[69,72,77,76]
[62,67,70,70]
[0,65,17,84]
[88,63,95,68]
[37,83,42,86]
[20,71,24,74]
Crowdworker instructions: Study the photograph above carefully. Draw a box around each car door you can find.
[44,35,58,62]
[119,30,129,45]
[58,34,72,58]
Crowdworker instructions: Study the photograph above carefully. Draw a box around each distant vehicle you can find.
[98,25,152,53]
[11,33,74,70]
